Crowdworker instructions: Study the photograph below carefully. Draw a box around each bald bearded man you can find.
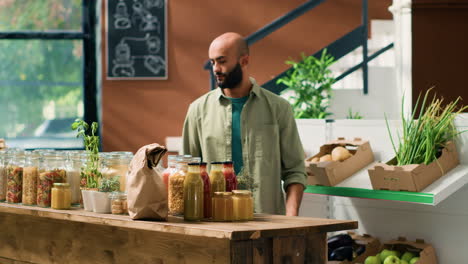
[182,32,307,216]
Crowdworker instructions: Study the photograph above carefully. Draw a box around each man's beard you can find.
[216,63,243,89]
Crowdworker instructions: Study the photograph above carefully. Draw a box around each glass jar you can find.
[168,157,191,215]
[222,161,237,192]
[200,162,212,219]
[51,183,71,210]
[37,152,67,207]
[101,152,132,192]
[209,162,225,196]
[162,155,179,190]
[6,150,25,203]
[183,163,204,221]
[66,151,85,205]
[110,192,128,215]
[0,150,8,201]
[212,192,234,221]
[232,190,254,221]
[22,152,40,205]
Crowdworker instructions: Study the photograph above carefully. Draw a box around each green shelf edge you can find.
[305,185,434,204]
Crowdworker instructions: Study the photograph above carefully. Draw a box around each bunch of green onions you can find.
[386,89,467,166]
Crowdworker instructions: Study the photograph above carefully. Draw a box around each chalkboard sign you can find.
[106,0,167,80]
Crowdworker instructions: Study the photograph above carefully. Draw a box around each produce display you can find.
[310,146,353,163]
[6,165,23,203]
[364,248,420,264]
[327,233,366,262]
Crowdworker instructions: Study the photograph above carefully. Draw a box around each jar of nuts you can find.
[110,192,128,215]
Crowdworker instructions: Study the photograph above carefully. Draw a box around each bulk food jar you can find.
[51,183,71,210]
[222,161,237,192]
[22,151,40,205]
[232,190,254,221]
[66,151,85,204]
[209,162,225,196]
[168,156,191,215]
[110,192,128,215]
[6,150,25,203]
[101,152,132,192]
[162,155,179,190]
[0,150,8,201]
[200,162,212,219]
[183,162,204,221]
[37,152,67,207]
[212,192,234,221]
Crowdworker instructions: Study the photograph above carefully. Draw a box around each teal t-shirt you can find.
[227,95,249,174]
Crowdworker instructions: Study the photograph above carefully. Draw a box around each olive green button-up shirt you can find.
[182,78,307,215]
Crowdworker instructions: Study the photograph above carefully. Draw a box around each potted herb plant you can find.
[71,119,102,211]
[277,49,336,119]
[92,176,120,213]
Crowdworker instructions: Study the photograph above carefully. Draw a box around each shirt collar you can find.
[216,77,260,100]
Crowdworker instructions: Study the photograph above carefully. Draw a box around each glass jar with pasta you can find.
[6,150,25,203]
[0,150,8,201]
[22,151,40,205]
[168,156,191,215]
[37,152,67,207]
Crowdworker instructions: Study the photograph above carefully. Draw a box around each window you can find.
[0,0,98,149]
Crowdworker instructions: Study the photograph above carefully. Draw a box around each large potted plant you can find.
[71,119,102,211]
[277,49,336,119]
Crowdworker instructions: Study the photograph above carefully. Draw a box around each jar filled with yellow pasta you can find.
[37,152,67,207]
[22,151,40,205]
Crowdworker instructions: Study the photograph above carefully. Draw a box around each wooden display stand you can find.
[0,203,357,264]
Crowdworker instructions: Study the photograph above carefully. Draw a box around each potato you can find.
[319,154,332,162]
[331,146,352,161]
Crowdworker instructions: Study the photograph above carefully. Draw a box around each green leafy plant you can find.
[346,108,363,119]
[98,176,120,192]
[236,167,258,194]
[386,88,467,166]
[71,119,101,188]
[277,49,336,119]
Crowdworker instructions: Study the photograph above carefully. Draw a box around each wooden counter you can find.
[0,203,357,264]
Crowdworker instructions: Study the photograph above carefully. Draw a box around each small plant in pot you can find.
[92,176,120,214]
[71,119,102,211]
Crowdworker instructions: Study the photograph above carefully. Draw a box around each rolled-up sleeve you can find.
[182,103,202,158]
[279,102,307,191]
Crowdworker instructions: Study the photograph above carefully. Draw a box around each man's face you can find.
[215,62,243,89]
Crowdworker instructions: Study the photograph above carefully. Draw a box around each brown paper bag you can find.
[127,143,168,220]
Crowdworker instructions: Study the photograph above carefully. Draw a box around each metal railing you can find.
[204,0,394,95]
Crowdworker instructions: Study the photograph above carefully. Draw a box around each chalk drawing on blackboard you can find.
[111,34,165,77]
[132,0,161,33]
[114,0,131,29]
[144,0,164,9]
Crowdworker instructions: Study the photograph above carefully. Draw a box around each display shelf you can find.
[305,163,468,205]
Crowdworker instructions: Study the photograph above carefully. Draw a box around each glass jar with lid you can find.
[6,150,25,203]
[51,183,71,210]
[232,190,254,221]
[101,152,132,192]
[110,192,128,215]
[212,192,234,221]
[199,162,212,219]
[0,150,8,201]
[37,151,67,207]
[22,151,40,205]
[209,162,225,196]
[222,161,237,192]
[162,155,179,190]
[183,162,204,221]
[66,151,86,205]
[168,156,191,215]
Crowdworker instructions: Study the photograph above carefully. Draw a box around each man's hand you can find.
[285,183,304,216]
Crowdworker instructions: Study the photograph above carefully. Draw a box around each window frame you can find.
[0,0,99,150]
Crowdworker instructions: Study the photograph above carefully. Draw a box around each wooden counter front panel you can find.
[0,213,230,264]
